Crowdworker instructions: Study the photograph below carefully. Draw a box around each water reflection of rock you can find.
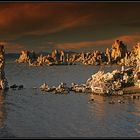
[0,90,16,138]
[0,90,6,128]
[88,94,107,119]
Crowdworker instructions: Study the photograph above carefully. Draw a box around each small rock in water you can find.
[131,95,140,100]
[131,95,137,99]
[10,84,18,89]
[118,100,121,103]
[5,87,9,91]
[117,90,123,95]
[118,99,125,104]
[137,96,140,99]
[18,85,24,90]
[109,100,115,104]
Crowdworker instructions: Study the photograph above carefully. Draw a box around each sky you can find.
[0,2,140,53]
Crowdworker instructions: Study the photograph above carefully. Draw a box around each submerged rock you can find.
[109,100,115,104]
[18,85,24,90]
[71,83,91,93]
[40,82,70,94]
[118,99,125,104]
[10,84,24,90]
[54,82,70,94]
[40,83,53,92]
[10,84,18,89]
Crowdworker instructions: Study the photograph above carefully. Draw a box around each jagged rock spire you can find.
[0,45,8,90]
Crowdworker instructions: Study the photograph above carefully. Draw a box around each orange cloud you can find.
[0,2,139,38]
[0,41,25,53]
[0,2,140,53]
[55,33,140,50]
[0,3,95,38]
[2,32,140,53]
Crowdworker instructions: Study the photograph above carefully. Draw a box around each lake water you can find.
[0,59,140,138]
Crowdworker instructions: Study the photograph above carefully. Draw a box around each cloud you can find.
[0,2,140,39]
[0,3,95,39]
[0,2,140,53]
[2,32,140,53]
[55,33,140,51]
[0,41,26,53]
[121,21,140,27]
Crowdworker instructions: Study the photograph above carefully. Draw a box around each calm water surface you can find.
[0,59,140,138]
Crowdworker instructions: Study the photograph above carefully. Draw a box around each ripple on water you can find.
[0,63,140,137]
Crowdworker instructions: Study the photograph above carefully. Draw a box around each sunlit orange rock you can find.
[111,40,127,62]
[105,48,111,64]
[132,42,140,57]
[51,49,60,62]
[16,50,30,63]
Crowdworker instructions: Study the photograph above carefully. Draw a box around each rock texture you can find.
[111,40,127,62]
[16,50,30,63]
[39,66,135,95]
[133,42,140,87]
[16,50,37,63]
[15,40,140,68]
[16,49,75,66]
[0,45,8,90]
[64,40,128,66]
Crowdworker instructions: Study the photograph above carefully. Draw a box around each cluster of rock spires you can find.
[16,49,75,66]
[69,40,139,66]
[15,40,140,67]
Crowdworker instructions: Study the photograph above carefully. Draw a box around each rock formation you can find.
[39,65,136,95]
[123,42,140,67]
[16,50,37,63]
[60,50,65,62]
[105,48,111,64]
[86,67,134,95]
[15,40,140,67]
[40,82,70,94]
[51,49,60,62]
[16,50,30,63]
[111,40,127,63]
[0,45,8,90]
[133,42,140,87]
[132,42,140,56]
[66,41,128,66]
